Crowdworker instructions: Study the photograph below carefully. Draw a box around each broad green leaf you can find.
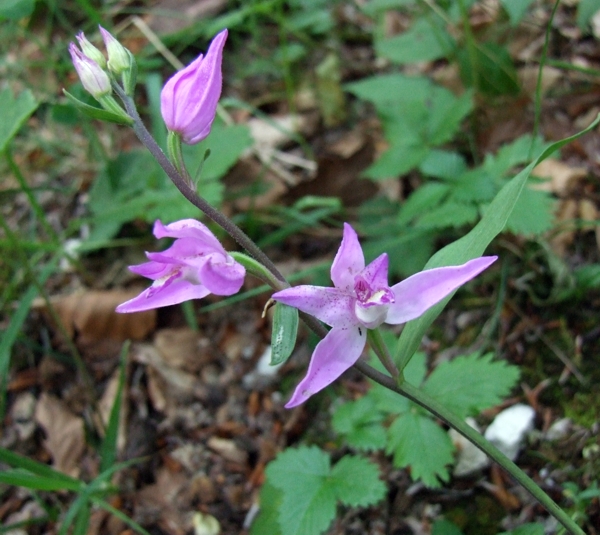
[500,0,536,26]
[419,150,468,181]
[266,446,335,535]
[458,43,519,96]
[329,455,386,507]
[422,353,520,419]
[394,114,600,372]
[504,187,556,236]
[427,90,473,146]
[345,74,431,109]
[432,519,465,535]
[376,17,455,65]
[577,0,600,30]
[415,202,479,230]
[0,0,34,20]
[271,303,299,366]
[0,87,37,152]
[250,482,283,535]
[449,169,496,203]
[364,143,430,179]
[386,411,455,487]
[397,183,450,225]
[332,396,387,451]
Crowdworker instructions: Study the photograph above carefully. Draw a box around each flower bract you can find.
[160,29,227,145]
[116,219,245,313]
[272,223,497,408]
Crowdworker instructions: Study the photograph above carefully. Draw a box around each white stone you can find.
[449,418,490,477]
[484,404,536,461]
[545,417,572,441]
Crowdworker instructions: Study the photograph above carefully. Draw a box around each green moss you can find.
[563,392,600,428]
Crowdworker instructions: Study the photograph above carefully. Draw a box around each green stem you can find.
[166,131,191,184]
[457,0,479,94]
[352,360,584,535]
[367,329,401,380]
[113,84,288,288]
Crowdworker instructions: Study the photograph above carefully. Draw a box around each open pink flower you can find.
[116,219,245,313]
[272,223,497,408]
[160,29,227,144]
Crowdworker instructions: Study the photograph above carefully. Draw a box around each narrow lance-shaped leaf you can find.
[394,115,600,372]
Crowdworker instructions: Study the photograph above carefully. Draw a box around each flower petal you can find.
[198,254,245,295]
[116,279,210,313]
[360,253,390,290]
[153,220,225,253]
[285,326,366,408]
[386,256,497,324]
[331,223,365,291]
[272,286,356,328]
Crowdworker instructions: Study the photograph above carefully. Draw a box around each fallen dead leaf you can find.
[532,158,587,196]
[39,290,156,344]
[34,393,85,478]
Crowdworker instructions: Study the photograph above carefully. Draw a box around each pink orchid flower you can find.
[116,219,245,313]
[160,29,227,145]
[272,223,497,408]
[68,42,111,99]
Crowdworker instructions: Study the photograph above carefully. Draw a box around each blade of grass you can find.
[0,471,82,492]
[0,447,80,483]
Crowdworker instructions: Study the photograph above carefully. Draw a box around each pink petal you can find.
[386,256,498,325]
[272,286,356,328]
[128,259,172,280]
[153,219,225,253]
[116,279,210,313]
[360,253,389,289]
[331,223,365,291]
[198,254,245,295]
[285,326,367,408]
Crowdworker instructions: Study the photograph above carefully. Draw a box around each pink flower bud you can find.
[99,26,131,75]
[75,31,106,68]
[69,43,111,99]
[160,29,227,145]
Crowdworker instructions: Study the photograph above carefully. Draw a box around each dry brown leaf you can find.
[154,328,213,373]
[96,368,128,453]
[146,0,227,35]
[532,158,587,196]
[42,290,156,343]
[518,66,562,97]
[34,393,85,478]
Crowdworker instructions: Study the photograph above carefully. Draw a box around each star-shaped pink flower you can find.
[272,223,497,408]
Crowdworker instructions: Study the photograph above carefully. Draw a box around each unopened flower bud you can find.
[75,31,106,68]
[69,43,111,99]
[99,26,131,75]
[160,29,227,145]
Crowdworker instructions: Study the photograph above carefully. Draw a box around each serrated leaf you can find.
[427,90,473,146]
[449,169,497,203]
[271,303,299,366]
[345,74,431,109]
[250,481,283,535]
[363,143,430,179]
[504,187,556,235]
[386,411,454,487]
[415,202,479,230]
[422,353,520,419]
[397,183,450,225]
[329,455,386,507]
[266,446,335,535]
[0,87,38,152]
[419,150,468,181]
[332,396,387,451]
[376,17,455,64]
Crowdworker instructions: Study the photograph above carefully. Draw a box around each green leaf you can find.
[577,0,600,31]
[504,187,556,235]
[0,471,81,492]
[500,0,536,26]
[432,519,465,535]
[386,411,455,487]
[393,114,600,372]
[250,482,283,535]
[449,169,497,203]
[329,455,386,507]
[376,17,455,64]
[397,183,450,225]
[415,202,479,230]
[271,303,299,366]
[0,0,35,20]
[332,396,387,451]
[364,143,430,179]
[422,353,520,419]
[62,90,133,126]
[498,522,545,535]
[266,446,336,535]
[419,150,468,181]
[0,87,38,152]
[458,43,519,96]
[345,74,431,109]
